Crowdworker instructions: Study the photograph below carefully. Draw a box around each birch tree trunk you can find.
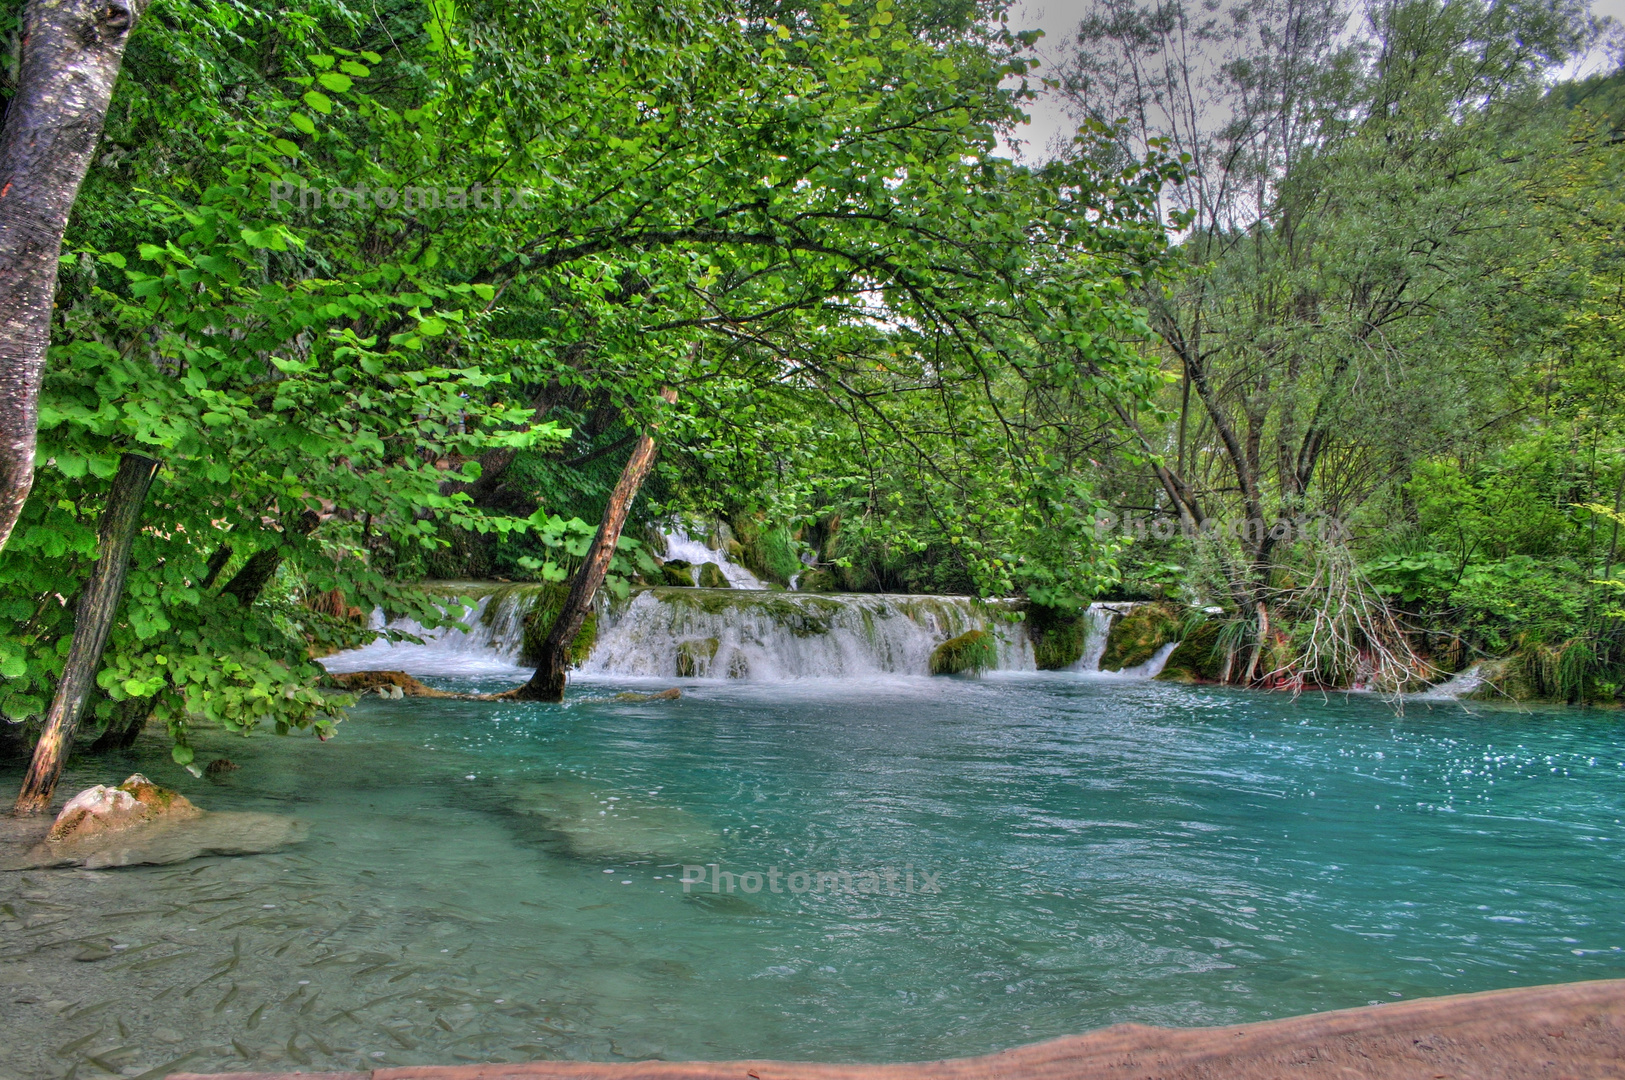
[508,388,676,702]
[13,452,159,812]
[0,0,146,554]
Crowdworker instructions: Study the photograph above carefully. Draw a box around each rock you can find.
[696,562,731,589]
[3,774,306,871]
[929,630,997,675]
[322,670,459,697]
[675,638,719,677]
[47,774,200,845]
[660,560,695,587]
[613,687,681,702]
[204,758,240,778]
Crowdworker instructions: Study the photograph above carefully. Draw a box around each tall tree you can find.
[0,0,146,553]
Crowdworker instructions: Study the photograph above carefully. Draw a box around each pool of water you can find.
[2,674,1623,1077]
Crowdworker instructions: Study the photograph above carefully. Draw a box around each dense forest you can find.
[1,0,1623,795]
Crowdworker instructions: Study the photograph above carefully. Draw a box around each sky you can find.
[1001,0,1625,159]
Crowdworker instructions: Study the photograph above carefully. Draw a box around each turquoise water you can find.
[2,674,1623,1077]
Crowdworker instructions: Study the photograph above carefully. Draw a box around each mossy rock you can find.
[1099,602,1181,672]
[1156,620,1223,683]
[930,630,997,675]
[675,638,720,677]
[661,560,695,587]
[704,519,736,551]
[797,567,838,593]
[724,538,747,563]
[517,583,599,667]
[1026,605,1087,671]
[697,562,731,589]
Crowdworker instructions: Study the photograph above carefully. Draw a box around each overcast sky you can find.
[1002,0,1625,159]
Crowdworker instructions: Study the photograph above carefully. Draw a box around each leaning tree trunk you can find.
[0,0,147,555]
[13,452,160,812]
[508,388,676,702]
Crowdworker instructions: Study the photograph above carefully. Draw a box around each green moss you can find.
[661,560,695,587]
[517,583,599,667]
[1025,605,1087,671]
[1100,602,1181,672]
[930,629,997,675]
[697,563,731,589]
[1156,620,1223,683]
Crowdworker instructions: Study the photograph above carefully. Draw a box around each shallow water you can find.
[2,674,1622,1077]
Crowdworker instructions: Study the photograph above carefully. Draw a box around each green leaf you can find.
[274,138,300,157]
[416,317,448,337]
[302,90,333,114]
[0,655,26,679]
[171,744,195,766]
[317,72,353,93]
[289,112,317,135]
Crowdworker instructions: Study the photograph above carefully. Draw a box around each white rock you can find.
[54,785,136,824]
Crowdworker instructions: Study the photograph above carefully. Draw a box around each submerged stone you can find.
[504,776,717,861]
[4,774,305,870]
[614,687,682,702]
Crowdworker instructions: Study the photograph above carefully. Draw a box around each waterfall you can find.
[582,590,1032,679]
[1413,663,1485,701]
[1075,603,1121,672]
[1070,602,1179,679]
[659,525,766,589]
[320,594,529,677]
[320,587,1181,683]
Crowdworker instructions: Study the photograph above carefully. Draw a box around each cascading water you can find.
[659,525,766,589]
[581,590,1032,679]
[321,587,1180,682]
[320,593,529,677]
